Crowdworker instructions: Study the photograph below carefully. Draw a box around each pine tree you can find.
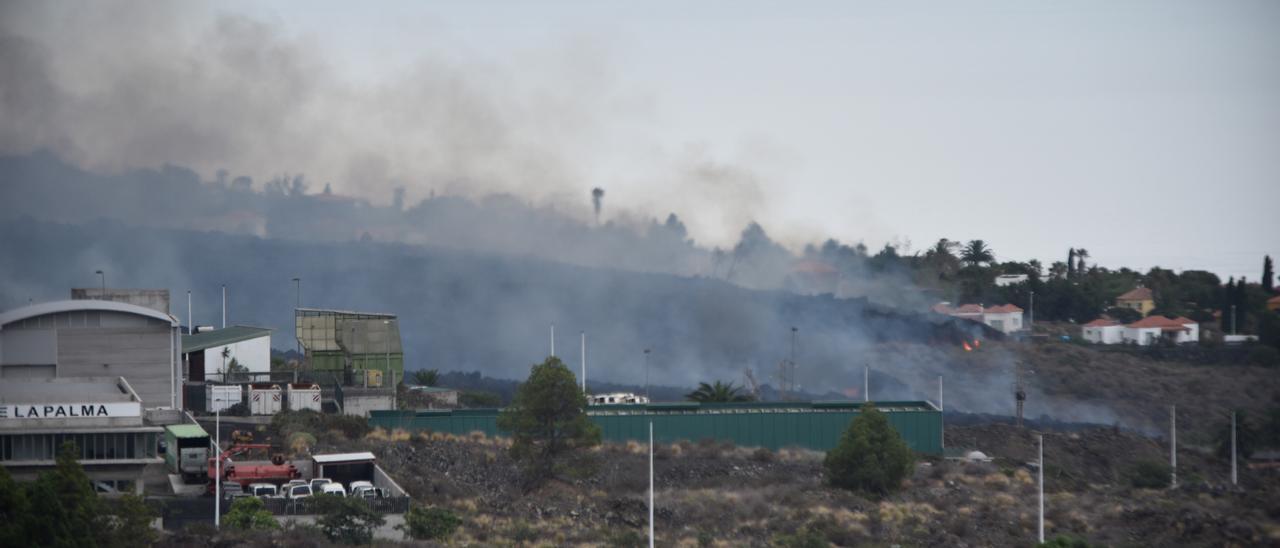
[497,356,601,487]
[1263,256,1275,293]
[1067,248,1077,279]
[823,403,915,495]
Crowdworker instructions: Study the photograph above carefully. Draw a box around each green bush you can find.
[823,402,915,495]
[314,494,385,544]
[223,496,279,531]
[1127,459,1171,489]
[398,505,462,541]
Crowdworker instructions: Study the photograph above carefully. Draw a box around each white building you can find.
[182,326,272,382]
[0,299,181,409]
[1083,315,1199,346]
[932,302,1025,334]
[994,274,1029,287]
[1082,318,1125,344]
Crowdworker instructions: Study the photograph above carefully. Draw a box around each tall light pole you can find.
[292,278,301,356]
[95,270,105,295]
[580,331,587,394]
[939,375,944,449]
[1037,433,1044,544]
[1170,405,1178,488]
[648,421,655,548]
[550,324,556,357]
[790,326,798,395]
[221,284,226,329]
[1231,411,1238,485]
[643,349,651,401]
[863,364,869,403]
[214,407,221,529]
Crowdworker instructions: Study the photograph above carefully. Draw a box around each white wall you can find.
[982,312,1022,334]
[1123,327,1161,346]
[201,335,270,381]
[1083,325,1124,344]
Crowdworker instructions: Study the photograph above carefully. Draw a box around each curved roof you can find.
[0,299,178,327]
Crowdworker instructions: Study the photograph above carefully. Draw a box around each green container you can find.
[369,401,941,455]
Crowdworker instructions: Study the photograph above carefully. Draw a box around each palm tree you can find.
[414,369,440,387]
[961,240,995,266]
[685,381,753,403]
[1075,248,1090,274]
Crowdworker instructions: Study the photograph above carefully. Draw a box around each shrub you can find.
[607,528,646,547]
[751,447,775,463]
[496,357,601,488]
[823,403,915,495]
[1127,460,1171,489]
[314,494,385,544]
[398,505,462,541]
[223,496,279,531]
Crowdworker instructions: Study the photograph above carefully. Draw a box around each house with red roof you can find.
[1082,318,1124,344]
[932,302,1024,334]
[1122,315,1199,345]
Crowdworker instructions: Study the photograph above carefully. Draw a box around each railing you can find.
[253,495,410,515]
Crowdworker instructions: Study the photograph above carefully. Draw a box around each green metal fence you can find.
[369,401,941,455]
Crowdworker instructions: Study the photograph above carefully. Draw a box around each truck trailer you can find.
[164,424,211,481]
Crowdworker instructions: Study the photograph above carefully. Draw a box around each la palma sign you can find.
[0,402,142,420]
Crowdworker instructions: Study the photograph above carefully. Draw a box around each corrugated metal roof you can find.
[183,326,272,353]
[313,452,376,464]
[164,424,208,438]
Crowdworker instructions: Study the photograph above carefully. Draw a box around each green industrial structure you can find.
[370,400,942,455]
[295,308,403,387]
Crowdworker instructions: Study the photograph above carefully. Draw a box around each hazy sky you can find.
[4,1,1277,280]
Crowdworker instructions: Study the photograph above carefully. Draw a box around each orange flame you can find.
[973,339,981,349]
[962,341,973,352]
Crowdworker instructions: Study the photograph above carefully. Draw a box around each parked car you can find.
[348,480,381,499]
[318,483,346,497]
[285,483,312,500]
[309,478,333,492]
[248,483,279,498]
[221,482,245,500]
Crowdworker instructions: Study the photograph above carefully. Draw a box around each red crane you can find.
[207,443,299,492]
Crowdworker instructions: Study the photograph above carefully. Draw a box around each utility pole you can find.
[939,375,944,449]
[292,278,301,356]
[863,364,869,402]
[1170,405,1177,488]
[1038,433,1044,544]
[648,421,655,548]
[1231,411,1237,485]
[215,407,221,529]
[221,285,226,329]
[790,327,798,397]
[581,331,587,394]
[550,324,555,357]
[643,349,651,401]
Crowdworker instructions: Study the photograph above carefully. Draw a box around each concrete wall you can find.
[343,394,394,417]
[200,335,270,381]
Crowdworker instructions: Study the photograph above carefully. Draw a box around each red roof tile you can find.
[1126,315,1190,329]
[984,304,1023,314]
[1117,287,1153,301]
[1084,318,1120,327]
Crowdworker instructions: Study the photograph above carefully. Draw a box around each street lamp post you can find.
[95,270,105,294]
[292,278,301,356]
[643,349,651,401]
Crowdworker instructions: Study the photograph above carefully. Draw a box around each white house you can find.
[182,326,273,382]
[932,302,1025,334]
[1096,315,1200,346]
[994,274,1029,287]
[1082,318,1125,344]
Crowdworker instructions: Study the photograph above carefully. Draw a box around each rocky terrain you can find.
[165,420,1279,547]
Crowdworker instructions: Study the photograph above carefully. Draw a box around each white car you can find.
[348,480,379,498]
[248,483,279,498]
[285,483,312,500]
[309,478,333,492]
[318,483,346,497]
